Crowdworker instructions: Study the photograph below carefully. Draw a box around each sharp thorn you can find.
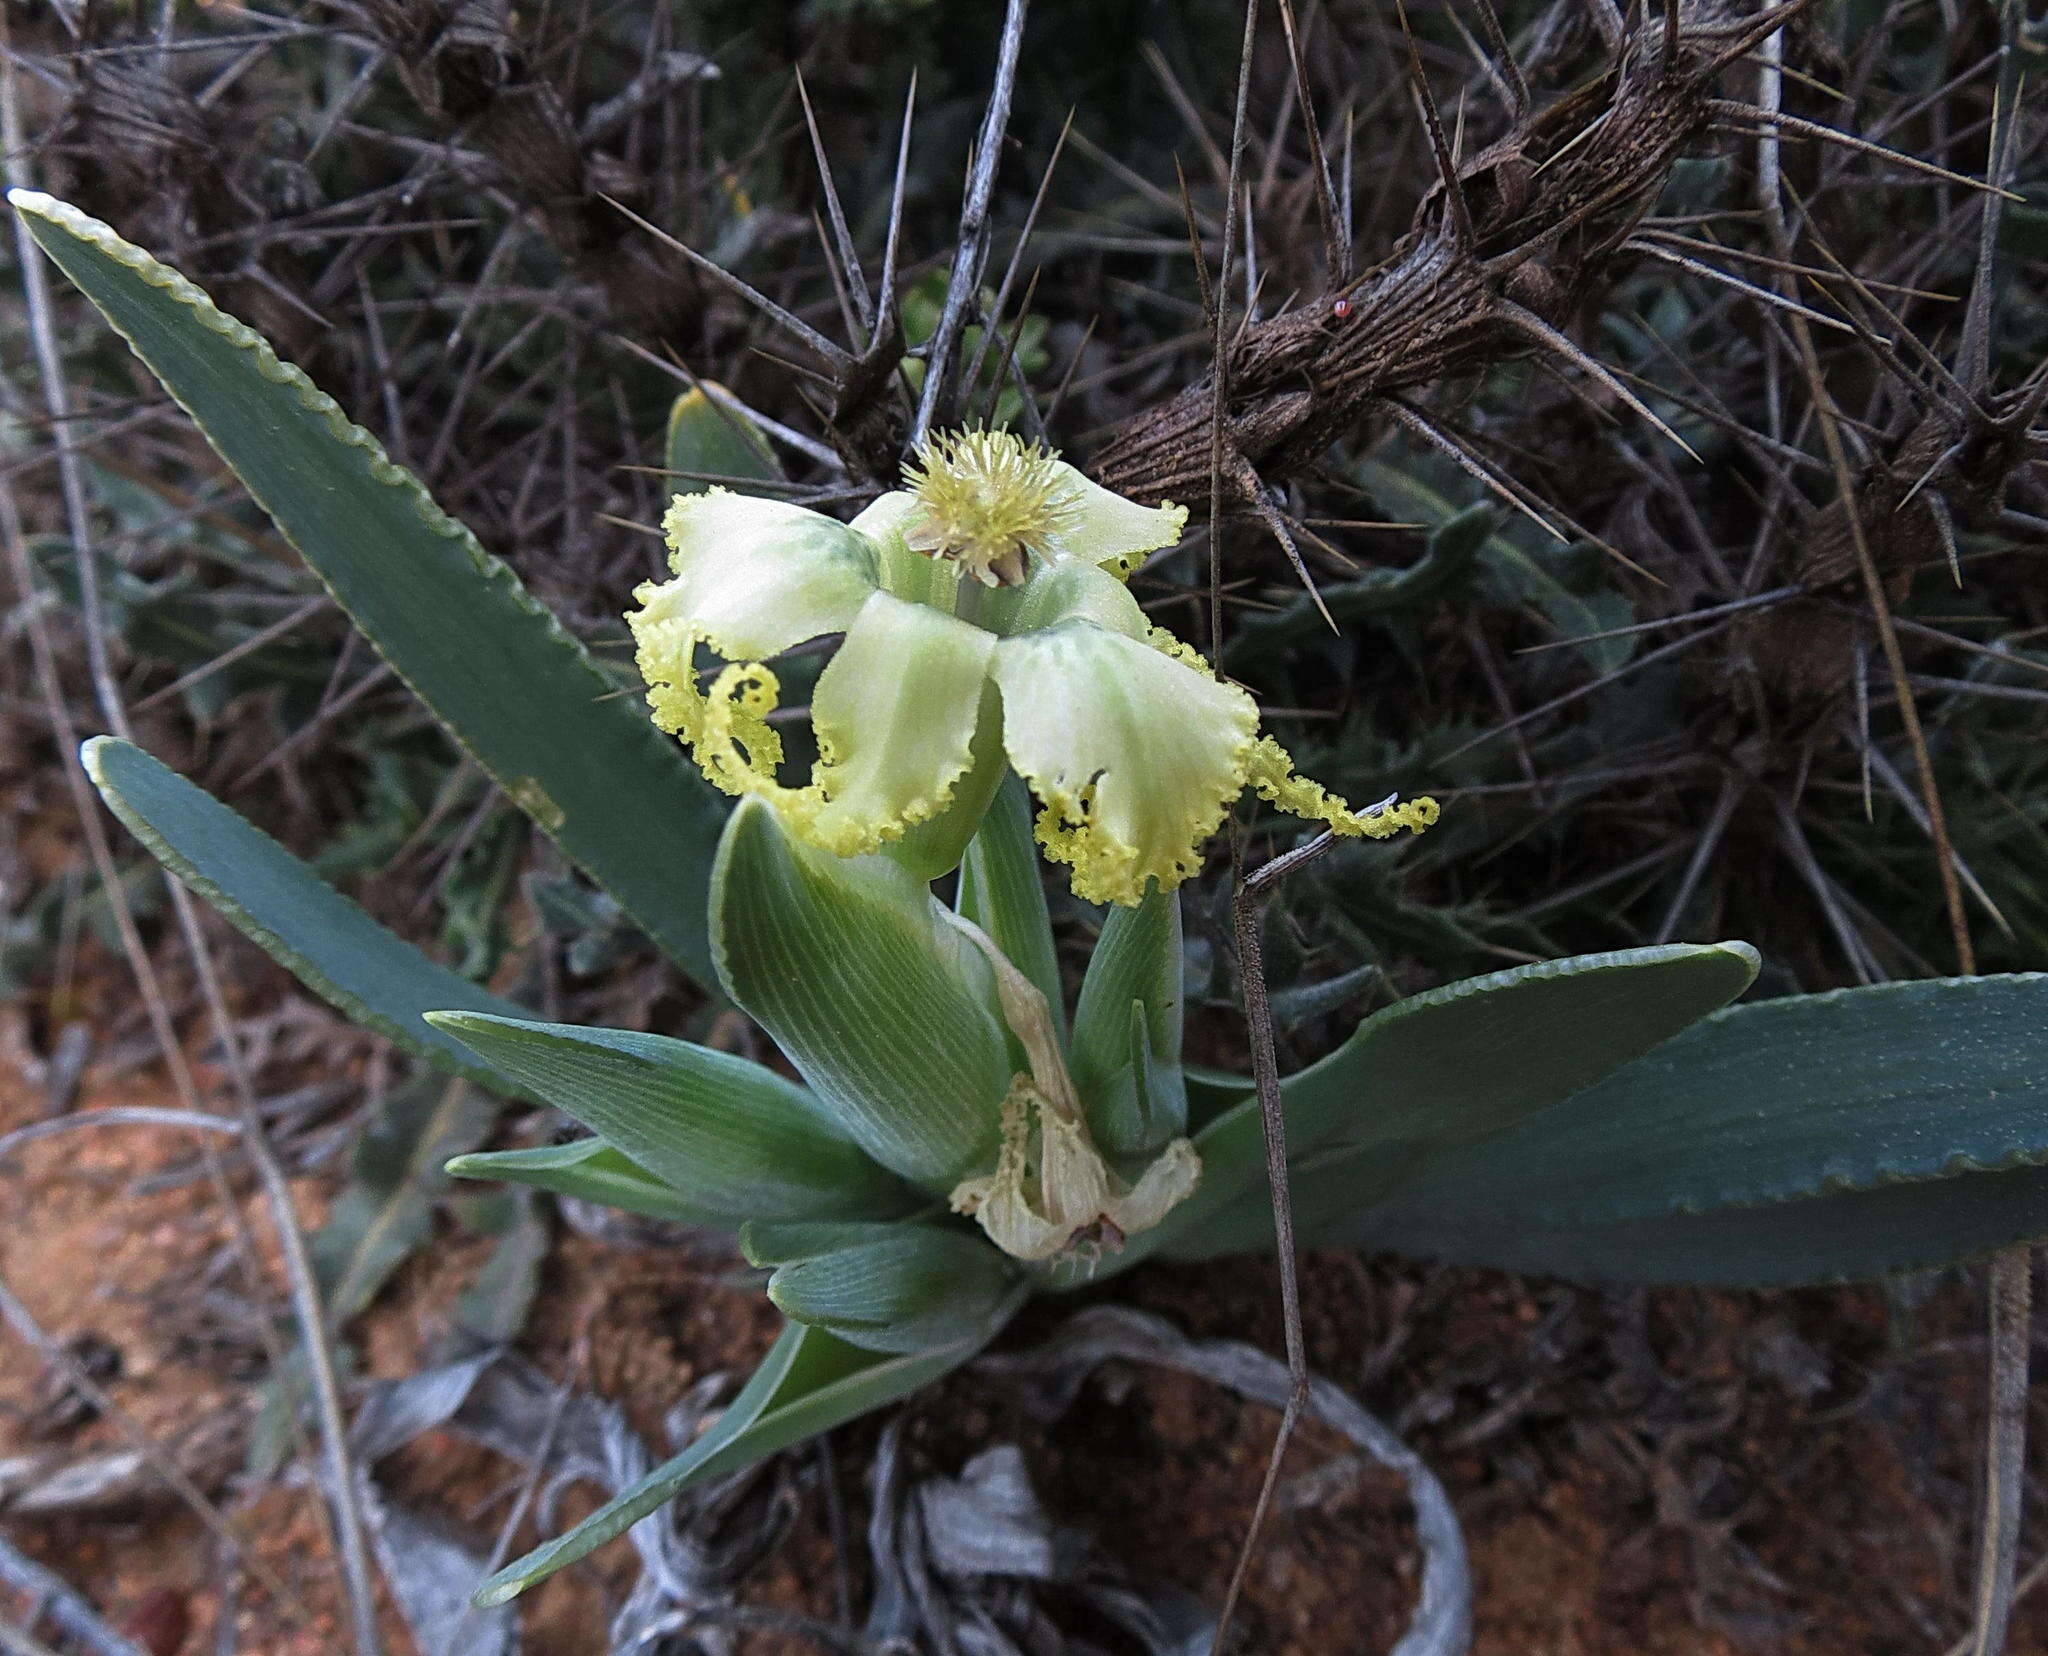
[1394,0,1476,250]
[601,193,846,365]
[1707,99,2027,201]
[1497,298,1703,462]
[796,66,874,341]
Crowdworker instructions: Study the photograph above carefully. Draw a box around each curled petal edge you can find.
[1005,626,1260,908]
[653,589,995,862]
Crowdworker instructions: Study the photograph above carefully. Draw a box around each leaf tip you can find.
[470,1574,526,1610]
[1707,939,1763,982]
[422,1009,492,1035]
[77,733,121,781]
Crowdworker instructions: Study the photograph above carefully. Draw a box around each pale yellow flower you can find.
[627,431,1437,904]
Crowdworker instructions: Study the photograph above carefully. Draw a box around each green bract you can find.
[21,189,2048,1613]
[626,429,1437,904]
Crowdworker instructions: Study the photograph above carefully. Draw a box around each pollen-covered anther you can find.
[902,429,1079,588]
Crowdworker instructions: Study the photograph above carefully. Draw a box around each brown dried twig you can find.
[1091,2,1813,520]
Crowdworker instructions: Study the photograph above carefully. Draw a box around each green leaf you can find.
[82,737,531,1095]
[446,1139,732,1226]
[956,774,1063,1037]
[712,798,1011,1191]
[311,1073,498,1325]
[1286,941,1763,1162]
[1356,1163,2048,1287]
[1220,499,1491,667]
[766,1227,1019,1353]
[1068,886,1186,1156]
[16,191,727,988]
[1184,1063,1252,1131]
[1357,462,1630,672]
[427,1013,910,1222]
[474,1308,1020,1605]
[740,1219,915,1266]
[1155,942,1761,1260]
[664,383,785,493]
[1338,973,2048,1284]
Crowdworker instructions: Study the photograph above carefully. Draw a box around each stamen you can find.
[902,428,1079,587]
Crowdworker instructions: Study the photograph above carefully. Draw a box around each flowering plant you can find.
[21,188,2048,1615]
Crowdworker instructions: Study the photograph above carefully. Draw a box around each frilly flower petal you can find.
[629,489,880,753]
[806,592,999,850]
[1037,461,1187,579]
[643,488,879,659]
[691,590,998,858]
[1245,737,1443,840]
[991,622,1258,905]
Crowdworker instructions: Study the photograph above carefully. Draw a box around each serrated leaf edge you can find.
[13,189,716,981]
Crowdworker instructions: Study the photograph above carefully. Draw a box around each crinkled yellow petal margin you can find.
[685,592,998,859]
[1155,626,1442,843]
[992,622,1259,907]
[629,487,878,779]
[1246,738,1442,839]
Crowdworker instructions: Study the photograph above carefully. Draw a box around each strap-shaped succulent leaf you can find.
[83,737,533,1096]
[1146,941,1762,1264]
[1328,972,2048,1284]
[428,1013,912,1222]
[955,774,1065,1037]
[14,190,729,988]
[1068,885,1188,1157]
[446,1139,732,1226]
[763,1227,1020,1353]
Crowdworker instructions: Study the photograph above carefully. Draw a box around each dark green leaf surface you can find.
[1332,973,2048,1283]
[17,191,727,987]
[712,799,1010,1190]
[84,737,530,1094]
[1183,1063,1252,1130]
[429,1012,908,1221]
[1156,942,1761,1259]
[1284,941,1764,1162]
[1346,1161,2048,1287]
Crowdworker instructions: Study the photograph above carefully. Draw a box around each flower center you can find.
[901,429,1077,588]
